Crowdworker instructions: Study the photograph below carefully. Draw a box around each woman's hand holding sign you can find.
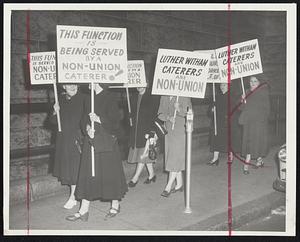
[53,102,60,115]
[89,112,101,124]
[241,94,246,104]
[86,124,95,139]
[174,101,180,112]
[168,115,176,124]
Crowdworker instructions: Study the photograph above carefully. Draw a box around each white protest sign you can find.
[29,51,61,132]
[127,60,147,87]
[56,25,127,83]
[110,60,147,88]
[215,39,263,81]
[194,50,225,83]
[151,49,210,98]
[29,51,56,84]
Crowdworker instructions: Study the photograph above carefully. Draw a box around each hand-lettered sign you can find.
[194,50,226,83]
[127,60,147,87]
[29,51,56,84]
[56,25,127,83]
[151,48,210,98]
[215,39,263,81]
[110,60,147,88]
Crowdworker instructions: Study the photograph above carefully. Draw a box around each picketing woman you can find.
[157,95,192,197]
[51,84,85,209]
[238,76,270,174]
[66,83,128,221]
[207,83,242,166]
[127,83,160,187]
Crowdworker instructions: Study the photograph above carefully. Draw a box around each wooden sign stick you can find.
[53,83,62,132]
[241,77,246,104]
[172,96,179,130]
[126,87,133,126]
[212,82,217,136]
[91,82,95,177]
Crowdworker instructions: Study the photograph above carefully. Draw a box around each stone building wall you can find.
[10,10,286,168]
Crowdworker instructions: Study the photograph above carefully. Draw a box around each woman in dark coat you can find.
[239,76,270,174]
[208,83,242,165]
[52,84,85,209]
[127,86,160,187]
[66,83,128,221]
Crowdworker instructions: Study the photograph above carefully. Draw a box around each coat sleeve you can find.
[157,96,168,121]
[103,92,121,136]
[49,95,64,125]
[88,92,119,153]
[80,95,91,135]
[258,87,271,122]
[145,94,161,134]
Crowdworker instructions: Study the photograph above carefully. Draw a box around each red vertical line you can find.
[26,10,31,235]
[227,3,232,236]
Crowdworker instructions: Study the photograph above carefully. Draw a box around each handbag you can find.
[148,143,157,160]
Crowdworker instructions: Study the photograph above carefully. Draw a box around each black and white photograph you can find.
[3,3,296,236]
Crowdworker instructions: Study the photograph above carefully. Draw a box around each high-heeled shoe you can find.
[207,159,219,166]
[66,212,89,222]
[255,157,264,168]
[243,166,250,175]
[171,186,184,193]
[128,180,138,187]
[105,206,121,219]
[144,175,156,184]
[63,199,77,209]
[161,190,172,197]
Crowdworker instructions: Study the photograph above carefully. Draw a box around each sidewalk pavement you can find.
[8,145,285,234]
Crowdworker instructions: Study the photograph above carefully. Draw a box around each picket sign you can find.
[109,60,147,126]
[152,48,210,131]
[29,51,61,132]
[194,49,222,136]
[56,25,128,177]
[215,39,263,104]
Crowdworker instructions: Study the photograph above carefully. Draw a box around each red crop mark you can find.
[227,3,232,236]
[26,10,31,235]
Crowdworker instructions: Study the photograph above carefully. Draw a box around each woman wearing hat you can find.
[51,84,85,209]
[66,83,128,221]
[127,85,160,187]
[239,76,270,174]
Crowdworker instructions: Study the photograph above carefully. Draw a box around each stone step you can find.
[10,154,51,181]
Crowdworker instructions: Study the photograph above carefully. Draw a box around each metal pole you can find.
[184,108,193,214]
